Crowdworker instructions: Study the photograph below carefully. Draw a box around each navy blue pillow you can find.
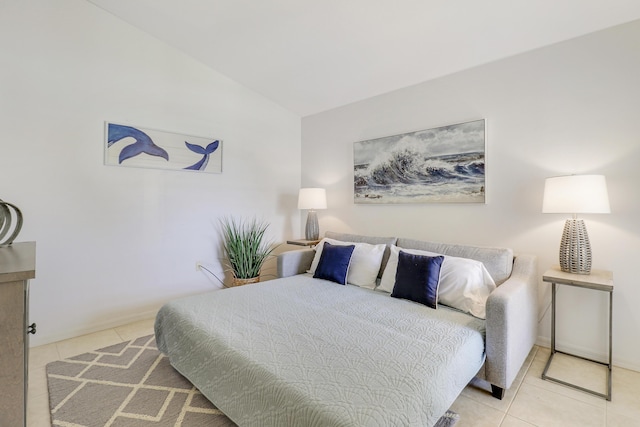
[391,251,444,309]
[313,242,355,285]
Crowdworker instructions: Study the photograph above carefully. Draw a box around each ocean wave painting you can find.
[354,119,485,204]
[104,122,222,173]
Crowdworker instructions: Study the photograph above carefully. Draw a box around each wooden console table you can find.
[0,242,36,426]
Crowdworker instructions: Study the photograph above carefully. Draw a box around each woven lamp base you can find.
[305,210,319,240]
[559,219,592,275]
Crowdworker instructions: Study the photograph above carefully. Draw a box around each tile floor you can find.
[28,318,640,426]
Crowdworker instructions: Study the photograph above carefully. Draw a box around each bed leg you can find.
[491,384,505,400]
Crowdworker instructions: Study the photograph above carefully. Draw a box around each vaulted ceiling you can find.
[88,0,640,116]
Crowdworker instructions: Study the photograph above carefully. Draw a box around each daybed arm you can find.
[484,253,538,397]
[277,248,315,278]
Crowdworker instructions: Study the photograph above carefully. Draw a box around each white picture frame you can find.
[354,119,486,204]
[104,122,222,174]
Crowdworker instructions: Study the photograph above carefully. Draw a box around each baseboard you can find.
[536,335,640,373]
[29,305,163,348]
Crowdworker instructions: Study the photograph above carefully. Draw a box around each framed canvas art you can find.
[104,122,222,173]
[354,119,486,204]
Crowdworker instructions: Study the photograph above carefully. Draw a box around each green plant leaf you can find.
[220,216,276,279]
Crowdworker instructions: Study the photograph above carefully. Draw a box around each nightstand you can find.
[286,239,321,247]
[541,266,613,401]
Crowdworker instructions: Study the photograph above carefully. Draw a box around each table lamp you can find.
[298,188,327,240]
[542,175,610,274]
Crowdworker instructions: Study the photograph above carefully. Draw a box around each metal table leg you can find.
[541,282,612,401]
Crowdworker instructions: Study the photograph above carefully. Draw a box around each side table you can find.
[541,266,613,401]
[286,239,321,247]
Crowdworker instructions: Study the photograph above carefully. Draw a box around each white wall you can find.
[0,0,301,346]
[302,21,640,371]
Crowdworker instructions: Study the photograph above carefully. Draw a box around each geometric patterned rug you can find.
[47,335,459,427]
[46,335,235,426]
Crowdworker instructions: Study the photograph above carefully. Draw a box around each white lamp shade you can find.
[298,188,327,210]
[542,175,610,214]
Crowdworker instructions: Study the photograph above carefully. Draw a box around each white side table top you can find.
[542,265,613,292]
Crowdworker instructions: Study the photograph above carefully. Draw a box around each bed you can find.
[155,232,538,426]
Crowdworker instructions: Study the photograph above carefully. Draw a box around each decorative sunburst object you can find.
[0,199,23,247]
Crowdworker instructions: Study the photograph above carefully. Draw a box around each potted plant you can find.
[220,216,275,286]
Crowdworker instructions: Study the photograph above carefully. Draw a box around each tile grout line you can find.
[501,347,540,425]
[113,326,127,343]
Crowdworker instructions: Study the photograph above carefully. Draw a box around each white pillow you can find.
[379,245,496,319]
[309,238,385,289]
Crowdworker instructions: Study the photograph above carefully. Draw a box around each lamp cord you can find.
[198,264,227,287]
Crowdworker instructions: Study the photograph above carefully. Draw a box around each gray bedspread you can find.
[155,274,486,427]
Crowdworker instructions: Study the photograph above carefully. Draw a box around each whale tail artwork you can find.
[104,122,222,174]
[184,140,220,171]
[107,124,169,164]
